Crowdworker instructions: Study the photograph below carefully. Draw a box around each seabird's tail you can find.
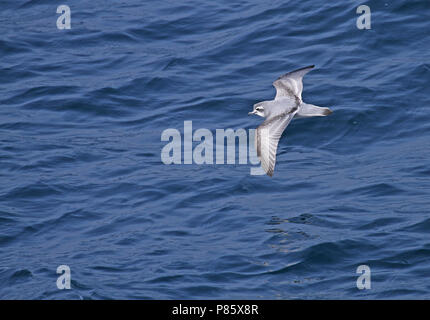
[295,103,332,118]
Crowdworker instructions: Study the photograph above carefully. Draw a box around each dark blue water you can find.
[1,0,430,299]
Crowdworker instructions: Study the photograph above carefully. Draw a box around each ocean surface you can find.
[1,0,429,299]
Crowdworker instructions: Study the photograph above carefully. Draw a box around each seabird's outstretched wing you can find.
[273,65,314,101]
[255,110,297,177]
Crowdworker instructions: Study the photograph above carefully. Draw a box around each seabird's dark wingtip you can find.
[299,64,315,71]
[277,65,316,80]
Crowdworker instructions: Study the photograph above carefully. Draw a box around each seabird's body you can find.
[249,65,332,177]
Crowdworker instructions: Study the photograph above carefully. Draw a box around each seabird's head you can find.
[248,102,265,117]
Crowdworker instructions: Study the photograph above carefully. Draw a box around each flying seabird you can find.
[248,65,332,177]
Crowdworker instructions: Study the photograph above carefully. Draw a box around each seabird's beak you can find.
[248,110,256,115]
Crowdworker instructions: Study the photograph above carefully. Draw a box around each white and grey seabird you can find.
[248,65,332,177]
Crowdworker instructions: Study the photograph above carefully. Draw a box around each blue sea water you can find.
[0,0,429,299]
